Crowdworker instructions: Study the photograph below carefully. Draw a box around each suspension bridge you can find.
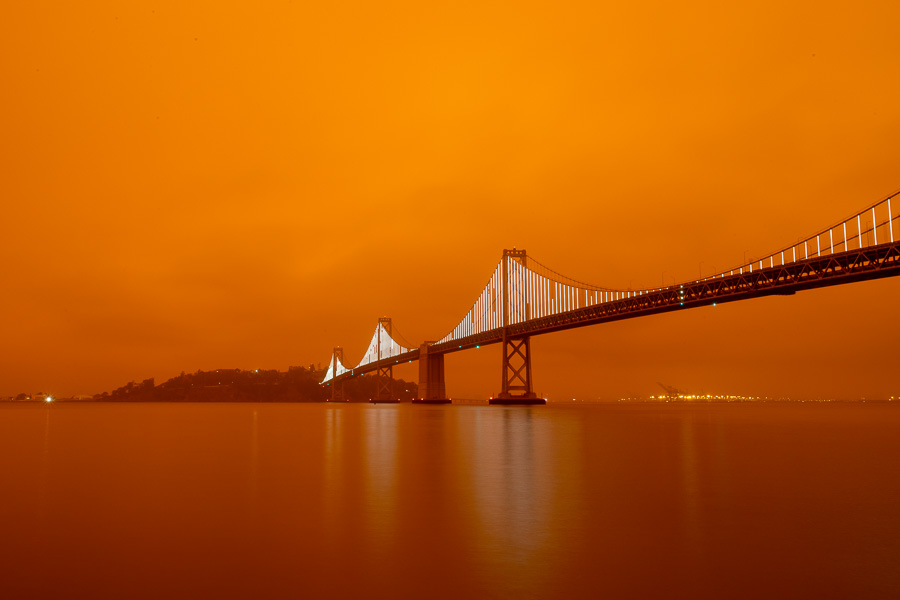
[321,192,900,404]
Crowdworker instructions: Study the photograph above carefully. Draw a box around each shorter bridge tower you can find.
[373,317,400,403]
[491,249,546,405]
[328,346,346,402]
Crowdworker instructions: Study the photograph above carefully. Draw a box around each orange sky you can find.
[2,1,899,400]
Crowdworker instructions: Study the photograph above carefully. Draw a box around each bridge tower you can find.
[328,346,346,402]
[373,317,400,403]
[491,249,547,405]
[413,342,450,404]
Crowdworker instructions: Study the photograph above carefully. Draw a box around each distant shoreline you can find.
[3,398,897,404]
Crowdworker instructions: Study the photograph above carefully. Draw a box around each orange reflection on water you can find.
[2,402,900,599]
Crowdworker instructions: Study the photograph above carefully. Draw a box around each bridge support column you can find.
[490,333,546,405]
[414,343,450,404]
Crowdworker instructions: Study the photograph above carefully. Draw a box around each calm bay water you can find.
[1,401,899,599]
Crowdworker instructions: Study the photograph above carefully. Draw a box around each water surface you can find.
[1,402,898,599]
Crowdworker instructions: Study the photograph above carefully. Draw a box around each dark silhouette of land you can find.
[91,366,417,403]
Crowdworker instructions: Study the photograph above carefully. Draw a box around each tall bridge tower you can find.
[491,249,547,405]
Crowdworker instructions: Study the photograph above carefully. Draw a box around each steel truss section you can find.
[499,335,533,398]
[376,365,394,401]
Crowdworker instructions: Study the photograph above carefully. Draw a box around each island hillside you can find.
[93,366,417,403]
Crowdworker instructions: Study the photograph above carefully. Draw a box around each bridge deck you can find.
[330,240,900,383]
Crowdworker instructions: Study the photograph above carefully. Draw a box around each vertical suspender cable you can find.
[873,207,878,245]
[889,198,895,243]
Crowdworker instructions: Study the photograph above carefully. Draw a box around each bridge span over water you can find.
[321,192,900,404]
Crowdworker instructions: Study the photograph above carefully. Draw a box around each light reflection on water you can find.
[1,402,899,599]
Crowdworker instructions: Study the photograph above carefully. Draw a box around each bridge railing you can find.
[698,192,897,283]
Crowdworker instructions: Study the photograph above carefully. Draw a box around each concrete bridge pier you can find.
[414,343,450,404]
